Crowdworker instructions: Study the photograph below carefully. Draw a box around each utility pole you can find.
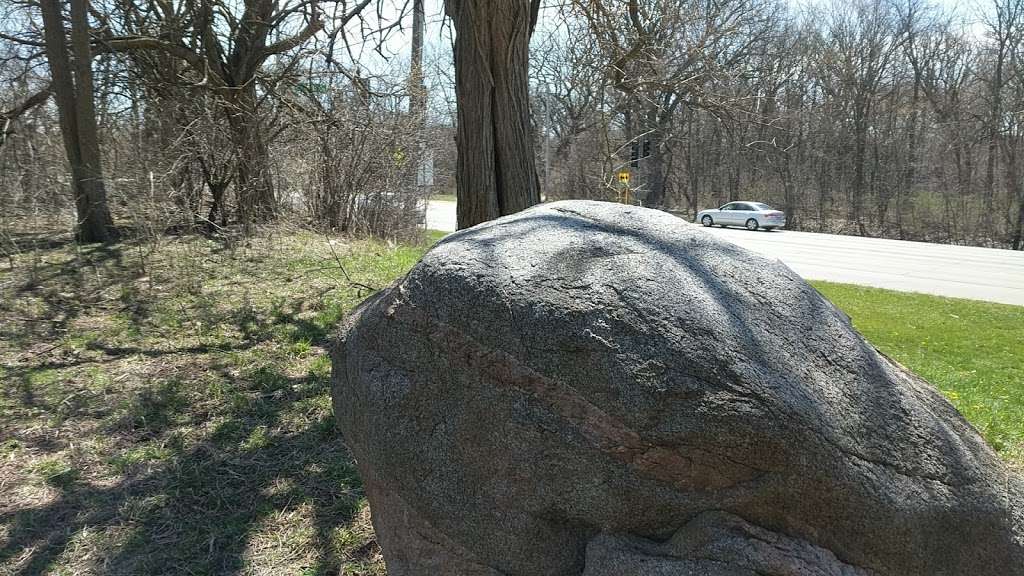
[408,0,427,196]
[409,0,426,120]
[543,89,551,200]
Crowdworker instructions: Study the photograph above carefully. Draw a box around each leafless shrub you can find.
[268,71,428,241]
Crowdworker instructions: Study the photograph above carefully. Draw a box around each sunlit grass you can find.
[1,227,1019,575]
[812,281,1024,465]
[0,229,442,575]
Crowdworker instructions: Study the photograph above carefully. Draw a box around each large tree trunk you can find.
[446,0,541,229]
[40,0,117,243]
[227,84,276,225]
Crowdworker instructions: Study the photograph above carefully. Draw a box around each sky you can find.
[343,0,994,121]
[364,0,992,68]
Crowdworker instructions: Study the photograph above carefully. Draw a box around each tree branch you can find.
[1,85,52,148]
[91,36,226,88]
[261,7,326,57]
[0,32,46,48]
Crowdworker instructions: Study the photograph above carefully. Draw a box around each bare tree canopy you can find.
[2,0,1024,248]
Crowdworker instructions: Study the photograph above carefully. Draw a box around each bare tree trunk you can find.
[644,139,666,207]
[446,0,541,229]
[816,166,829,232]
[852,116,868,236]
[900,102,920,240]
[782,163,796,228]
[40,0,117,243]
[986,138,999,231]
[409,0,427,122]
[199,157,230,229]
[1013,189,1024,250]
[1006,138,1024,249]
[685,148,700,215]
[406,0,428,201]
[227,84,275,225]
[683,113,701,216]
[984,4,1010,232]
[642,105,668,207]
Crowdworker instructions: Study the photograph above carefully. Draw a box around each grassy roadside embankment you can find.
[812,281,1024,467]
[0,230,1020,575]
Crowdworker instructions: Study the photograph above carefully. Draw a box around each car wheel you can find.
[745,218,759,231]
[701,215,713,227]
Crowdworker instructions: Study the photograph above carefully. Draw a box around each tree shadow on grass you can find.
[12,243,127,295]
[0,275,375,575]
[0,231,77,254]
[0,364,368,576]
[1,243,131,353]
[0,230,386,573]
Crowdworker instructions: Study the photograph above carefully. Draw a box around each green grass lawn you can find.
[811,281,1024,466]
[0,231,430,576]
[0,230,1020,575]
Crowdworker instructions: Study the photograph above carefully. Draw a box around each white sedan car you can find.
[696,201,786,231]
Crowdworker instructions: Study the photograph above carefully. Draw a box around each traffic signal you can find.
[630,141,639,168]
[643,139,651,158]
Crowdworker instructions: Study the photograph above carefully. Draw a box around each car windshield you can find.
[752,203,773,211]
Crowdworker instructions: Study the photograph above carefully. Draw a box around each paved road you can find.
[425,200,457,233]
[425,201,1024,306]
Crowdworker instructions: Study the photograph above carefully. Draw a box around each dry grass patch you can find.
[0,229,427,575]
[4,226,1019,574]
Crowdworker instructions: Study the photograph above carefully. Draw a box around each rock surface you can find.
[331,200,1024,575]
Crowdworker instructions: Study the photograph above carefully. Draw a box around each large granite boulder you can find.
[331,200,1024,575]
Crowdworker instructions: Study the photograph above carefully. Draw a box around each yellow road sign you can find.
[618,171,630,184]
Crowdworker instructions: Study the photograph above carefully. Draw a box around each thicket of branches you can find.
[3,0,1024,249]
[1,0,441,245]
[537,0,1024,249]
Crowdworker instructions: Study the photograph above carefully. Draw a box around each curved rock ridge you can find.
[330,200,1024,575]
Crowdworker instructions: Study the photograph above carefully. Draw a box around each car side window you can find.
[721,203,736,211]
[737,203,752,211]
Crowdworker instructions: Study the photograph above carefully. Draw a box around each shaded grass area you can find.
[1,228,1020,575]
[0,231,432,575]
[812,281,1024,467]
